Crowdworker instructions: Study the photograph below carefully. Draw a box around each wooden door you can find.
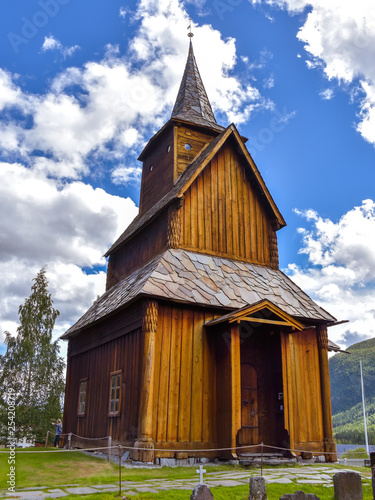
[238,362,258,445]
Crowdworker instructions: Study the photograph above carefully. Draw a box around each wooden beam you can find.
[316,324,337,462]
[229,317,295,326]
[230,323,241,459]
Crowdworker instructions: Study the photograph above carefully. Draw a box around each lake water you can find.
[336,444,375,456]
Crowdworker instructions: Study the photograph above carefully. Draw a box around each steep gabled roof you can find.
[171,40,220,131]
[63,249,336,338]
[106,124,286,257]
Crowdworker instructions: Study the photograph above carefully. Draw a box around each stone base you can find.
[133,438,155,463]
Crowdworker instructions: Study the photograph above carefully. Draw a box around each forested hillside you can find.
[329,337,375,444]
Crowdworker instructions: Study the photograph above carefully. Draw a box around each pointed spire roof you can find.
[172,41,222,131]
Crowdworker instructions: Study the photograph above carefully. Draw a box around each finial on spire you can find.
[187,19,194,38]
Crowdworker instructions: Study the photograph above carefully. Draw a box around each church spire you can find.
[171,40,218,129]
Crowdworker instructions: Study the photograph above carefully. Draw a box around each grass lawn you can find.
[0,449,373,499]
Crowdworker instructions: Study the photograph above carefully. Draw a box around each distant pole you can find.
[360,359,370,455]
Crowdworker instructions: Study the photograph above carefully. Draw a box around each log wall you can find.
[181,143,274,266]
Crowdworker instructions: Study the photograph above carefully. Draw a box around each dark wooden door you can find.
[238,362,258,445]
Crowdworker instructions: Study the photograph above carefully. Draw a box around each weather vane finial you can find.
[187,19,194,38]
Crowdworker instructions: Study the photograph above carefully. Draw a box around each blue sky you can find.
[0,0,374,355]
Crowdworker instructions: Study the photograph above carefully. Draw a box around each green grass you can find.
[341,447,369,459]
[0,448,373,500]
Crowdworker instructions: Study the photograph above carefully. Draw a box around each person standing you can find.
[51,419,62,447]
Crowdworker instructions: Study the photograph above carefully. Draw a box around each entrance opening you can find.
[238,362,258,445]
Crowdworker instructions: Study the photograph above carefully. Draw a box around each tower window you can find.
[149,164,154,172]
[167,145,171,153]
[185,143,191,150]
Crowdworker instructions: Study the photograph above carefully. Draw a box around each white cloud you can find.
[111,165,142,185]
[254,0,375,145]
[286,200,375,349]
[0,162,138,344]
[319,88,334,100]
[42,35,80,59]
[119,7,128,19]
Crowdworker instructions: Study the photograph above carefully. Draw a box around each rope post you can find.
[261,442,264,476]
[45,431,50,448]
[107,436,112,463]
[68,433,72,450]
[370,452,375,500]
[118,445,122,497]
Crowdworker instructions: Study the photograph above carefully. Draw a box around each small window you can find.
[149,164,154,171]
[166,145,171,153]
[78,379,87,415]
[185,143,191,150]
[109,372,122,415]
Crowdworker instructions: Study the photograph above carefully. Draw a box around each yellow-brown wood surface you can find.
[182,143,274,266]
[175,125,217,178]
[281,329,324,453]
[151,303,218,455]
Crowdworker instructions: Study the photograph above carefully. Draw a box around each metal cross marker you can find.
[196,464,206,485]
[187,19,194,38]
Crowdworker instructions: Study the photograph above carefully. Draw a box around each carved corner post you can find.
[167,199,183,249]
[268,225,279,270]
[317,324,337,462]
[134,300,159,463]
[230,322,241,459]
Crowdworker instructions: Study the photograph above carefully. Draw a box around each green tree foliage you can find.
[330,337,375,443]
[0,267,65,443]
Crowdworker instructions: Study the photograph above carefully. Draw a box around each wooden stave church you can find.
[62,40,339,462]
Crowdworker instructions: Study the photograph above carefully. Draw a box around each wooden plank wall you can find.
[139,127,175,215]
[63,306,143,444]
[152,304,218,454]
[281,329,324,452]
[106,213,168,290]
[175,125,217,177]
[182,143,273,266]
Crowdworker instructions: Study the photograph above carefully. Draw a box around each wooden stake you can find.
[118,446,122,497]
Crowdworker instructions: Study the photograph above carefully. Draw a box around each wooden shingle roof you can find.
[62,249,336,338]
[171,40,221,131]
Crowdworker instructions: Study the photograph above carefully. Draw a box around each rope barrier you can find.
[0,442,339,455]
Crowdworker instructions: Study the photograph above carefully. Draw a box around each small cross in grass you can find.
[196,464,206,485]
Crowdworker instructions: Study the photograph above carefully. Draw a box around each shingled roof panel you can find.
[62,249,336,338]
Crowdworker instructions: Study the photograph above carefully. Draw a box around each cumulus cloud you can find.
[0,163,138,345]
[42,35,80,59]
[286,200,375,349]
[253,0,375,145]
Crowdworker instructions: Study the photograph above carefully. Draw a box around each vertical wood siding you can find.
[139,127,175,215]
[106,213,168,290]
[182,143,273,266]
[63,306,143,445]
[281,329,324,451]
[152,304,217,452]
[175,125,217,177]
